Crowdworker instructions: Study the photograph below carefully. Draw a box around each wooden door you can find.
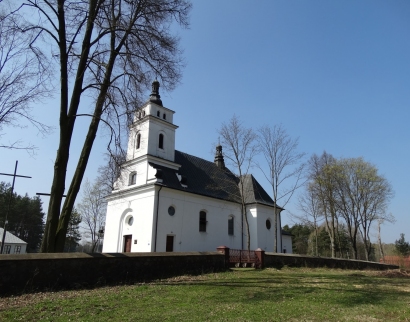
[123,235,132,252]
[166,235,174,252]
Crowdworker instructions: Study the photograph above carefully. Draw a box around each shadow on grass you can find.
[158,268,410,308]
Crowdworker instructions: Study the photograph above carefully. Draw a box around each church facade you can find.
[102,81,292,253]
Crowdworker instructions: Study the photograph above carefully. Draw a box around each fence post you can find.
[216,246,230,269]
[255,248,265,269]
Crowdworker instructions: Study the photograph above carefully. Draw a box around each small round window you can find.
[168,206,175,216]
[266,219,271,230]
[127,216,134,226]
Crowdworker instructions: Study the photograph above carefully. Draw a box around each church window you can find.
[157,111,160,117]
[142,110,146,117]
[163,113,166,120]
[136,133,141,149]
[168,206,175,216]
[199,211,207,232]
[127,216,134,226]
[266,219,271,230]
[228,216,234,235]
[159,133,164,149]
[129,172,137,185]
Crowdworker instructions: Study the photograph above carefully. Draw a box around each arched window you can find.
[136,133,141,149]
[129,172,137,185]
[158,133,164,149]
[157,111,160,117]
[266,219,271,230]
[163,113,166,120]
[142,110,146,117]
[228,216,234,235]
[199,211,207,232]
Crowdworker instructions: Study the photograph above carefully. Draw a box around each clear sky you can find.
[1,0,409,244]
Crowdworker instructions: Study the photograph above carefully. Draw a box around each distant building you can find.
[0,228,27,254]
[103,81,292,253]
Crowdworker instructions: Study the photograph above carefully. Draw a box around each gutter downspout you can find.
[154,185,163,252]
[279,209,283,253]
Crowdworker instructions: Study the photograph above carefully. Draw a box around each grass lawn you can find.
[0,267,409,321]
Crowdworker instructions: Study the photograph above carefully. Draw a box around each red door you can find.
[123,235,132,252]
[166,235,174,252]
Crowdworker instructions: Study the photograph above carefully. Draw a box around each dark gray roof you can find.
[282,230,293,236]
[150,150,282,209]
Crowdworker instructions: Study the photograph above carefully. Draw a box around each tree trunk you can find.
[40,0,100,253]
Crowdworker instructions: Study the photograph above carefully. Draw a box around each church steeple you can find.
[149,80,163,106]
[214,145,225,169]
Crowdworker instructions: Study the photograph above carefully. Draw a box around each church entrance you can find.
[123,235,132,252]
[166,235,174,252]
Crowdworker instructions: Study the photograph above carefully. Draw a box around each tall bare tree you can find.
[0,5,50,150]
[17,0,191,252]
[218,115,258,250]
[77,179,106,253]
[307,153,394,260]
[294,183,322,256]
[258,124,305,253]
[308,152,339,258]
[331,158,394,259]
[97,152,125,194]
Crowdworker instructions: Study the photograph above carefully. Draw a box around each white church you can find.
[102,81,292,254]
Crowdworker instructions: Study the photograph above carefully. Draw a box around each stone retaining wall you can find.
[0,251,399,296]
[0,252,225,296]
[265,253,399,270]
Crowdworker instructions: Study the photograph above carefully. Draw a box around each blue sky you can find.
[1,0,409,244]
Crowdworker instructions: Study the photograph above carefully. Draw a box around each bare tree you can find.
[218,115,258,250]
[0,5,51,150]
[17,0,191,252]
[257,124,305,253]
[354,162,393,261]
[307,153,394,260]
[294,183,322,256]
[76,179,106,253]
[97,152,125,194]
[308,152,339,258]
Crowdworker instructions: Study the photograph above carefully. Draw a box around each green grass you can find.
[1,268,409,321]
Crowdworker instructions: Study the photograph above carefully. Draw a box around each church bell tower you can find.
[126,80,178,163]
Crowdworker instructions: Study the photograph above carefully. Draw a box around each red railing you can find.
[229,249,260,268]
[380,256,410,269]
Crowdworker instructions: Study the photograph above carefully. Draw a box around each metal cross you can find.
[0,161,32,254]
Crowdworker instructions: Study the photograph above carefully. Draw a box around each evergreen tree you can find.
[64,209,82,252]
[395,233,410,257]
[0,182,45,252]
[284,224,313,255]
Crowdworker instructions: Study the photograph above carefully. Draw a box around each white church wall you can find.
[155,188,243,252]
[146,120,176,161]
[127,121,149,161]
[103,186,156,253]
[282,235,293,254]
[247,207,259,250]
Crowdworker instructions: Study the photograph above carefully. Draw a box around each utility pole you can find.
[0,161,31,254]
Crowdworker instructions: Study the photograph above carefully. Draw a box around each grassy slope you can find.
[1,268,409,321]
